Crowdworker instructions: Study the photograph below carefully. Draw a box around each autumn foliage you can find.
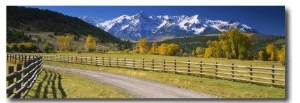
[85,35,96,52]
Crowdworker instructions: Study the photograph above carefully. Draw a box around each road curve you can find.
[43,64,218,98]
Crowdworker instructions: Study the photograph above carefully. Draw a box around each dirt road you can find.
[43,65,218,98]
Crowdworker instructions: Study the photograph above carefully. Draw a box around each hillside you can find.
[6,6,121,44]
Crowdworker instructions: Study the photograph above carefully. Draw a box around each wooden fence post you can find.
[188,60,191,75]
[231,63,234,81]
[15,64,22,98]
[271,65,275,85]
[142,59,144,69]
[215,62,218,79]
[174,60,177,74]
[109,57,111,67]
[133,59,135,69]
[91,56,93,65]
[75,56,78,64]
[18,55,21,64]
[60,55,61,62]
[116,58,118,68]
[7,66,14,98]
[95,57,98,66]
[200,61,203,77]
[86,56,88,65]
[124,58,126,68]
[250,65,253,81]
[163,59,166,72]
[102,57,104,66]
[152,59,154,70]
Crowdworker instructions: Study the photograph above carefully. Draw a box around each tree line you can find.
[134,28,285,64]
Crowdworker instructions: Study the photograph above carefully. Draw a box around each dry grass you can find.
[44,61,285,98]
[25,68,131,98]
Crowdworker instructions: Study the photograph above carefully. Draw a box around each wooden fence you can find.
[6,54,43,98]
[39,54,285,87]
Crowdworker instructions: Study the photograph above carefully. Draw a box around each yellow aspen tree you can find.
[150,41,158,54]
[278,44,285,64]
[266,43,278,61]
[85,35,96,52]
[137,38,149,53]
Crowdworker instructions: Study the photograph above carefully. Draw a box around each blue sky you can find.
[29,6,285,36]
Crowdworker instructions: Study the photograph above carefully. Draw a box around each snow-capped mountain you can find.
[79,16,104,25]
[80,11,259,41]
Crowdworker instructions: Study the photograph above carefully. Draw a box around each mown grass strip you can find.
[44,61,285,98]
[25,68,132,98]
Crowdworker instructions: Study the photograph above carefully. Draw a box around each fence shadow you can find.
[26,70,67,98]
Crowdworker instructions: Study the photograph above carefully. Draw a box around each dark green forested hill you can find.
[7,6,121,44]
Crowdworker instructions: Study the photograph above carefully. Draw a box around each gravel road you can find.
[43,65,218,98]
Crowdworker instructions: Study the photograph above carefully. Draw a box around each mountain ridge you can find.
[80,12,260,41]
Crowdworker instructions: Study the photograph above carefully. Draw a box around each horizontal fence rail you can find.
[6,54,43,98]
[8,53,285,87]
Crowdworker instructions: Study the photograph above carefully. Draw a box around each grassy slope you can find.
[25,68,131,98]
[44,60,285,98]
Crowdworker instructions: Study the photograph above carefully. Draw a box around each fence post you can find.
[250,65,253,81]
[18,55,21,64]
[116,58,118,68]
[7,66,14,98]
[102,57,104,66]
[14,55,16,63]
[271,65,275,85]
[91,56,93,65]
[60,55,62,62]
[75,56,77,64]
[231,63,234,81]
[86,56,88,65]
[124,58,126,68]
[163,59,166,72]
[215,62,218,79]
[152,59,154,70]
[174,59,177,74]
[188,60,191,75]
[95,57,98,66]
[142,58,144,69]
[133,59,135,69]
[200,61,203,77]
[109,57,111,67]
[15,64,22,98]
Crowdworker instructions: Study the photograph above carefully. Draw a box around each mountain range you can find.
[80,11,260,41]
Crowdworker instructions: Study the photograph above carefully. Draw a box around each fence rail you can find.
[8,53,285,87]
[6,54,43,98]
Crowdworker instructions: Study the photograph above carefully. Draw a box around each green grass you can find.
[25,68,131,98]
[44,61,285,98]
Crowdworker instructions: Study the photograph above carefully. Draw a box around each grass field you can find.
[25,68,131,98]
[42,53,285,86]
[44,60,285,98]
[7,53,286,98]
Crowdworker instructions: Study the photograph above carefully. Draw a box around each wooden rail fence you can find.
[8,54,285,87]
[6,54,43,98]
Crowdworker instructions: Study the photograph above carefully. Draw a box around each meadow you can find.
[40,52,285,98]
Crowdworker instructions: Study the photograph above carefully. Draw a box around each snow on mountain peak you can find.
[81,12,259,41]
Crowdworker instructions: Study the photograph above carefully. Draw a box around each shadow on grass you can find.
[27,70,67,98]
